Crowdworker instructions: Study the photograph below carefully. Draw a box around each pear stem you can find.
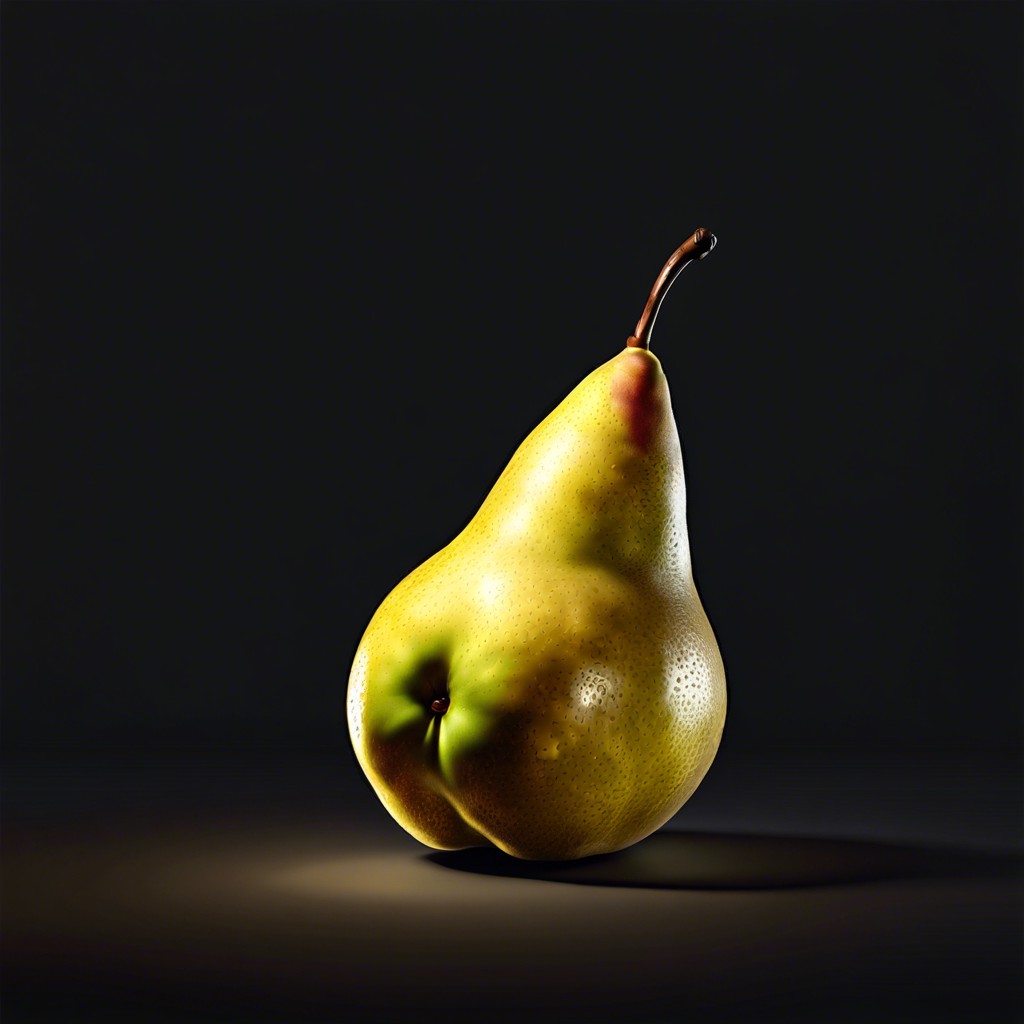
[628,228,717,350]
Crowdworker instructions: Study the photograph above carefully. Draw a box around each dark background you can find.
[2,3,1022,1022]
[3,1,1023,763]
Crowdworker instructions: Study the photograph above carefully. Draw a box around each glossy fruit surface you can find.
[348,233,726,860]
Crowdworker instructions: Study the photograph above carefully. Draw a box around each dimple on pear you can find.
[348,231,726,860]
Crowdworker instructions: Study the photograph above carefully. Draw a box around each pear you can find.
[347,230,726,860]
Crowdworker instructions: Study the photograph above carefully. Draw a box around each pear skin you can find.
[348,233,726,860]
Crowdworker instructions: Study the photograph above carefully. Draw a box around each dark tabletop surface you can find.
[3,749,1020,1024]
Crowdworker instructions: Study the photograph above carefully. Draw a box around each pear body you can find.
[347,347,726,860]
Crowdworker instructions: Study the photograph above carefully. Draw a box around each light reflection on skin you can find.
[477,574,506,608]
[498,503,532,541]
[569,666,620,718]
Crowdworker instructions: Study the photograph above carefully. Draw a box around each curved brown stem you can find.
[627,228,717,350]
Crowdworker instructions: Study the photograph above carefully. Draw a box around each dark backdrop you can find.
[3,2,1022,768]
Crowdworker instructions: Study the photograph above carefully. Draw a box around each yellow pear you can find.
[347,231,726,860]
